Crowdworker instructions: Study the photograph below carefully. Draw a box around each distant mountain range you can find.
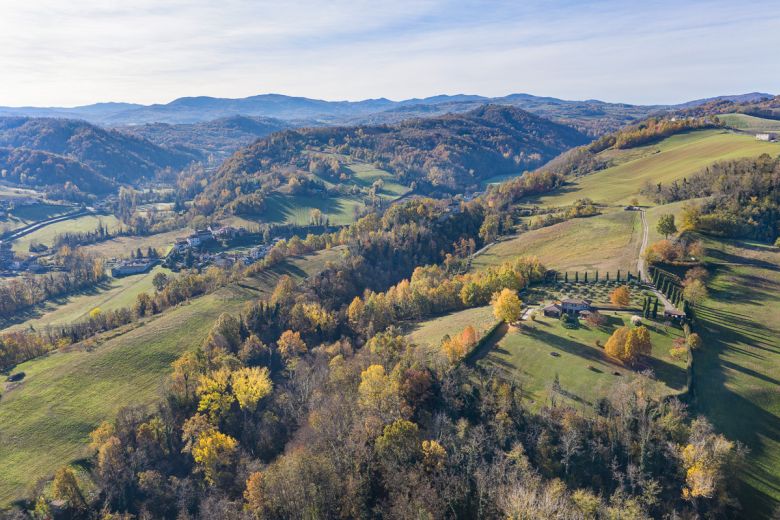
[1,92,773,134]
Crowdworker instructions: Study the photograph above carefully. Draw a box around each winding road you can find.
[636,208,677,312]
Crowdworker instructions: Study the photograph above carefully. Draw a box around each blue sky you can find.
[0,0,778,106]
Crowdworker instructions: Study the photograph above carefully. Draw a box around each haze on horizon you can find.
[1,0,778,108]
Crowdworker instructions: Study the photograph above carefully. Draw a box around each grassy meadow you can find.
[692,239,780,514]
[473,210,642,274]
[1,265,173,332]
[473,313,686,410]
[12,214,122,253]
[719,113,780,134]
[405,305,497,349]
[0,247,342,505]
[533,130,779,207]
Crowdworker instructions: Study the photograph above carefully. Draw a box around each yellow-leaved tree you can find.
[492,288,522,324]
[232,366,273,411]
[192,431,239,487]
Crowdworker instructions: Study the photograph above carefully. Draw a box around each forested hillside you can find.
[0,117,196,193]
[119,115,291,160]
[201,105,589,214]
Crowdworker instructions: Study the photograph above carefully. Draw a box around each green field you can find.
[1,265,172,332]
[719,113,780,134]
[82,227,191,259]
[692,239,780,515]
[533,130,779,206]
[473,313,686,409]
[12,214,122,253]
[263,192,366,225]
[473,210,642,274]
[346,163,410,199]
[405,305,497,348]
[0,247,342,505]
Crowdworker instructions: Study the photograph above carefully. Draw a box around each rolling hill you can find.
[206,105,590,215]
[0,117,197,193]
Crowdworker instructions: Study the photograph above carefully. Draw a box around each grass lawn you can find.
[692,239,780,515]
[1,265,173,332]
[473,210,642,274]
[12,214,122,253]
[473,313,686,410]
[719,113,780,133]
[532,130,779,207]
[346,163,410,199]
[0,247,343,506]
[405,305,498,348]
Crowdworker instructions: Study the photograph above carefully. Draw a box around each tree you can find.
[656,213,678,238]
[52,467,86,511]
[610,285,631,306]
[604,326,629,359]
[375,419,420,466]
[683,279,708,306]
[277,330,307,359]
[192,431,239,487]
[584,310,606,328]
[479,214,500,244]
[232,366,273,411]
[686,332,702,350]
[492,288,522,324]
[152,272,169,292]
[244,471,265,514]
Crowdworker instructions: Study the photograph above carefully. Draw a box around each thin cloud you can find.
[0,0,777,106]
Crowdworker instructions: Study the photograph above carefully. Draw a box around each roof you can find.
[543,303,561,311]
[561,298,590,305]
[664,308,686,316]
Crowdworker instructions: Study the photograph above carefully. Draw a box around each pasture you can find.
[692,239,780,514]
[0,247,342,505]
[473,210,642,274]
[472,313,686,410]
[532,130,779,207]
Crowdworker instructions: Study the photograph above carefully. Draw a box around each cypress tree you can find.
[652,298,659,319]
[617,269,621,282]
[584,272,588,283]
[575,272,579,283]
[606,272,610,281]
[564,272,568,282]
[595,270,599,282]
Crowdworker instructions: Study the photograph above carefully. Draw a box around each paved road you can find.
[0,209,92,243]
[636,209,677,312]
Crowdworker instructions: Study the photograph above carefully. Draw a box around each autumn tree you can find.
[152,272,169,292]
[604,326,651,364]
[609,285,631,306]
[277,330,307,359]
[192,431,239,487]
[492,288,522,324]
[52,467,87,511]
[656,213,678,238]
[683,279,708,306]
[232,366,273,411]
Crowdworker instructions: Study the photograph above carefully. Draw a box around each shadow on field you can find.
[693,300,780,517]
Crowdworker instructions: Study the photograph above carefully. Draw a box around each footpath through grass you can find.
[692,239,780,516]
[0,248,342,506]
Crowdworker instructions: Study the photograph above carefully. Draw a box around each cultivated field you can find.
[693,239,780,514]
[473,210,642,274]
[0,247,343,505]
[473,313,686,410]
[532,130,779,206]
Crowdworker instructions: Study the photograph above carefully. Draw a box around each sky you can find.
[0,0,778,107]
